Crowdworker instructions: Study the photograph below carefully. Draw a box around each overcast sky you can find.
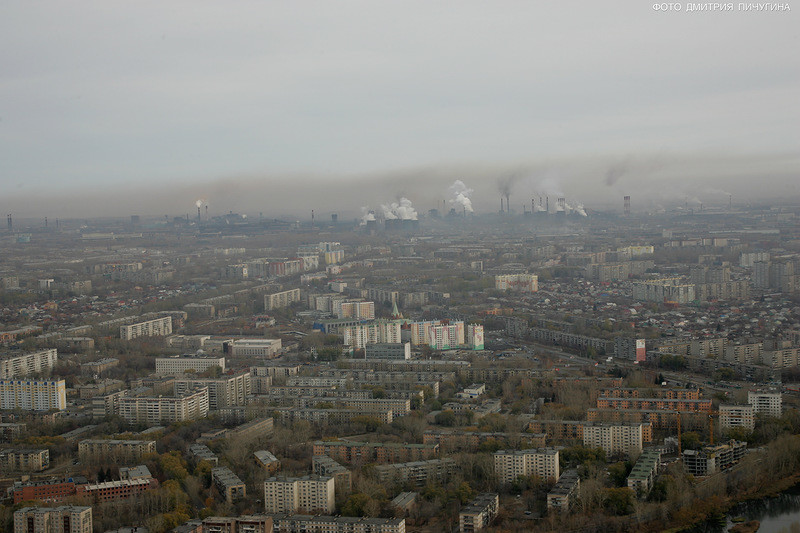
[1,1,798,217]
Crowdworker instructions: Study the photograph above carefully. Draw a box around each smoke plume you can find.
[448,180,474,213]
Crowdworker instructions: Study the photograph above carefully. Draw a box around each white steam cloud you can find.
[359,207,376,225]
[448,180,474,213]
[381,197,418,220]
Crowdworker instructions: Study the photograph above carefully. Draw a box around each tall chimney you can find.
[624,195,631,216]
[45,217,48,228]
[546,197,549,213]
[197,206,201,221]
[500,197,504,213]
[7,214,11,231]
[506,194,510,214]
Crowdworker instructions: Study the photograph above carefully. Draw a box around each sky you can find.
[1,1,798,218]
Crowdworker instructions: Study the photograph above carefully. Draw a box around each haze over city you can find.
[1,1,798,218]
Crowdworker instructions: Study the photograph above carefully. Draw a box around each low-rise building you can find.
[14,506,92,533]
[255,450,280,474]
[212,467,246,503]
[155,356,226,376]
[547,470,580,512]
[271,515,405,533]
[627,447,662,497]
[374,458,457,485]
[459,493,499,533]
[1,448,49,472]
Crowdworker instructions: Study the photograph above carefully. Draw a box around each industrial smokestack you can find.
[500,197,504,213]
[505,194,510,214]
[546,196,549,213]
[624,195,631,216]
[7,214,11,231]
[197,206,201,221]
[311,209,315,228]
[56,219,59,230]
[205,205,208,218]
[728,194,732,210]
[531,199,535,213]
[45,217,48,228]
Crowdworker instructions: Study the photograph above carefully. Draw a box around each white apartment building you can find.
[493,449,560,484]
[0,379,67,411]
[120,316,172,340]
[495,274,538,292]
[228,338,282,357]
[155,356,226,375]
[582,423,644,457]
[748,390,782,418]
[409,320,464,347]
[118,388,209,424]
[264,475,335,514]
[0,349,58,379]
[343,321,402,349]
[264,289,302,311]
[429,323,465,350]
[720,404,756,431]
[337,301,375,320]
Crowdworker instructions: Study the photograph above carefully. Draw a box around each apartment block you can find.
[375,458,456,485]
[493,449,560,484]
[212,467,246,503]
[118,388,209,424]
[547,470,580,512]
[720,404,756,431]
[0,379,67,411]
[201,515,272,533]
[120,316,172,340]
[582,423,644,457]
[459,493,499,533]
[311,441,438,466]
[312,455,351,496]
[78,439,156,463]
[596,397,712,413]
[174,372,250,411]
[495,274,538,292]
[632,279,695,304]
[627,447,663,497]
[75,477,158,502]
[255,450,280,474]
[189,443,219,466]
[1,349,58,379]
[342,321,403,349]
[155,356,226,376]
[683,440,747,476]
[264,475,335,514]
[423,430,546,451]
[271,515,405,533]
[2,448,49,472]
[14,506,92,533]
[264,289,302,311]
[748,390,782,418]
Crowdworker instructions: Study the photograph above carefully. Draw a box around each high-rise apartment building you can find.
[0,379,67,411]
